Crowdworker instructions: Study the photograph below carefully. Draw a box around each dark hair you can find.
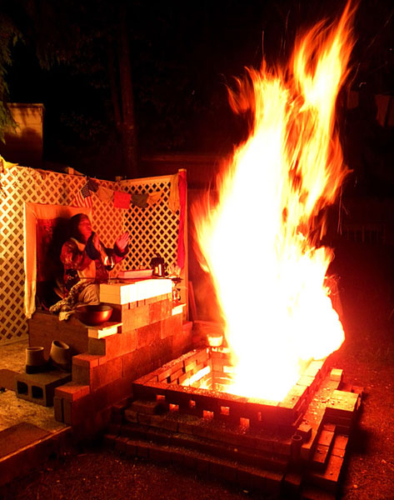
[69,214,90,242]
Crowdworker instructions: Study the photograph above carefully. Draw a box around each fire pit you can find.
[109,346,363,498]
[133,347,322,431]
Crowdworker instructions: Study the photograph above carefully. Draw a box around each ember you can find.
[193,2,356,401]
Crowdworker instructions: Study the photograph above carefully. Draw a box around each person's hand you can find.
[116,233,129,253]
[93,233,101,252]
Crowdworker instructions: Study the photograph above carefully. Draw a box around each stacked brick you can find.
[104,355,362,499]
[53,280,192,438]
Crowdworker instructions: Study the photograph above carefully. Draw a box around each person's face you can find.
[78,216,92,243]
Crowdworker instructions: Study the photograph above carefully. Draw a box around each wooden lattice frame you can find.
[0,166,185,345]
[119,175,180,270]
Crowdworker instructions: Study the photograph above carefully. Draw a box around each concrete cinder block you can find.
[15,371,72,407]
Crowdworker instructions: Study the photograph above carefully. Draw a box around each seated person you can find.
[50,214,129,316]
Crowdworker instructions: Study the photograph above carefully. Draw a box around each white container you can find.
[50,340,71,368]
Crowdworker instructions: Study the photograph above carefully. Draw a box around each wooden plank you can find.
[28,311,89,358]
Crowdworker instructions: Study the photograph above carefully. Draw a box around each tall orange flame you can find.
[193,3,356,401]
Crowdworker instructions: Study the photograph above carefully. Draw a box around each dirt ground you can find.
[1,240,394,500]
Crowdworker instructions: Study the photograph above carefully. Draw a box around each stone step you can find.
[104,432,284,496]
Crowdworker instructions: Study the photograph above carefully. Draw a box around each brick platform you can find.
[52,280,192,438]
[104,353,362,498]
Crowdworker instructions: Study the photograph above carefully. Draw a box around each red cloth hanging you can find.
[177,170,187,269]
[114,191,131,209]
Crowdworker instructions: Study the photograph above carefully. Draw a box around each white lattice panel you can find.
[0,166,122,344]
[1,167,185,345]
[119,176,180,270]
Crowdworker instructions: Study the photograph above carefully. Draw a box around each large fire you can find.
[193,3,355,401]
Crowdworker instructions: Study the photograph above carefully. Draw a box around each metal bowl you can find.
[74,304,113,326]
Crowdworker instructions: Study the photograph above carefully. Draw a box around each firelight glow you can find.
[193,3,355,401]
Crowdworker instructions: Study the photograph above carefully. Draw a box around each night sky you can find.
[1,0,393,181]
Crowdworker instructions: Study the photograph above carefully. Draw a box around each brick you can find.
[55,383,91,401]
[170,367,185,382]
[124,409,139,423]
[325,390,359,419]
[149,299,173,323]
[149,444,172,463]
[125,440,138,456]
[146,427,172,446]
[318,429,335,447]
[297,375,316,389]
[53,396,64,422]
[297,423,312,441]
[149,337,174,367]
[88,338,107,356]
[0,369,16,390]
[308,454,344,493]
[329,368,343,382]
[72,354,101,368]
[236,466,267,491]
[90,356,123,391]
[111,303,134,322]
[145,415,179,432]
[89,332,138,362]
[301,486,336,500]
[93,375,135,411]
[72,364,91,385]
[304,361,324,379]
[161,313,183,340]
[122,346,152,379]
[88,322,122,339]
[137,322,161,349]
[312,444,330,469]
[331,434,348,459]
[325,380,341,391]
[280,384,308,412]
[173,329,191,352]
[157,358,184,382]
[63,399,72,425]
[332,434,348,450]
[119,304,150,332]
[114,436,129,452]
[284,472,302,492]
[100,282,137,304]
[103,433,117,448]
[133,371,160,386]
[120,423,148,441]
[112,398,131,414]
[171,449,186,465]
[136,442,150,458]
[130,400,161,414]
